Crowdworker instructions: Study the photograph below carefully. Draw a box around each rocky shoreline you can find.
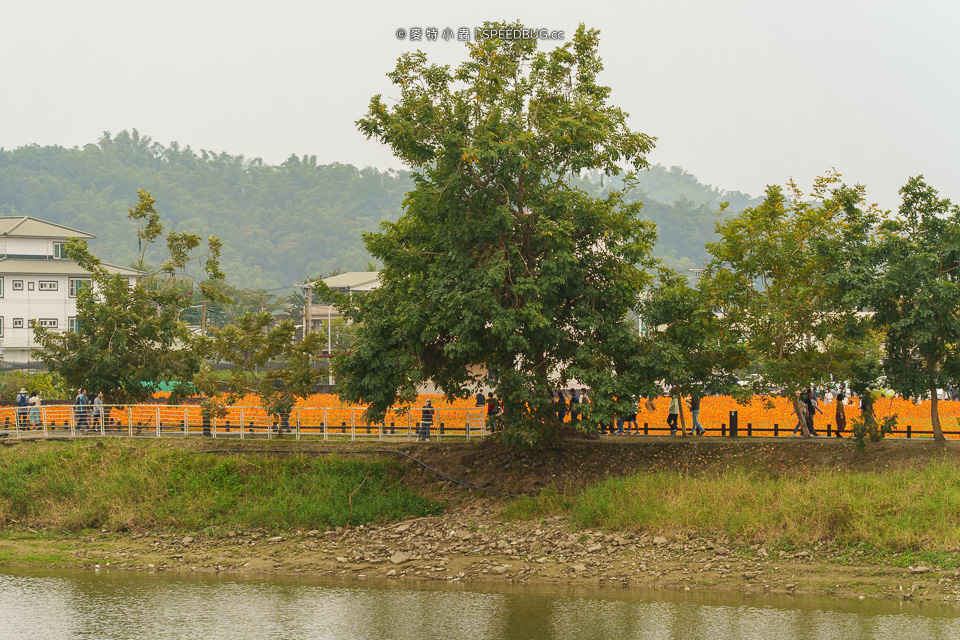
[5,503,959,605]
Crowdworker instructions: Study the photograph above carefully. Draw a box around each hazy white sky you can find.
[1,0,957,209]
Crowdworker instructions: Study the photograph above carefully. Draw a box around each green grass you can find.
[0,441,442,533]
[504,461,960,552]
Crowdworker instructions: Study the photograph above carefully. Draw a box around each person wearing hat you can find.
[15,388,30,428]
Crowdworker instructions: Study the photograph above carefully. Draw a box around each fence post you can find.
[41,407,48,437]
[240,408,245,440]
[721,422,726,437]
[644,422,649,436]
[295,409,301,441]
[907,424,912,439]
[729,411,738,437]
[827,423,832,437]
[747,422,752,437]
[128,407,133,438]
[774,423,778,437]
[184,407,189,437]
[156,407,161,438]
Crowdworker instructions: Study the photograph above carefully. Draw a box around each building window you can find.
[69,278,91,297]
[54,242,66,259]
[39,281,58,291]
[36,319,58,328]
[0,317,3,337]
[0,277,3,297]
[28,281,34,291]
[68,317,78,332]
[13,318,23,329]
[13,280,23,291]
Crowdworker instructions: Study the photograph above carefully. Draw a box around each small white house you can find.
[0,216,139,364]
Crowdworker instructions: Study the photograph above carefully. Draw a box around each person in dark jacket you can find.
[417,400,434,442]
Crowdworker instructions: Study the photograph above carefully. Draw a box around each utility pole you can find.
[303,284,313,342]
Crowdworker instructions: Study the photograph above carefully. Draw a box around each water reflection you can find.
[0,569,958,640]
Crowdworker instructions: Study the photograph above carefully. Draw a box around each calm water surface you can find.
[1,569,959,639]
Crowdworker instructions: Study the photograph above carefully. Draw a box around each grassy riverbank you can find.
[0,440,442,532]
[4,437,960,556]
[504,461,960,551]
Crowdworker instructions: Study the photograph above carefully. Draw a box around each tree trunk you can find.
[931,386,945,443]
[676,391,687,437]
[792,395,812,438]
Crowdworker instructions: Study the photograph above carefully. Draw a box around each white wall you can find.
[4,237,56,257]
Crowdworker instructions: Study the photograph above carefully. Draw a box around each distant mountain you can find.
[0,130,760,288]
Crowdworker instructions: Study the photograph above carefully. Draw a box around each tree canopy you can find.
[861,176,960,442]
[336,23,658,445]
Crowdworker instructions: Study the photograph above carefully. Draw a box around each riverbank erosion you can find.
[2,437,960,603]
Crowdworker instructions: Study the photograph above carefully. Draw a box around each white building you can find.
[302,272,380,334]
[0,216,139,364]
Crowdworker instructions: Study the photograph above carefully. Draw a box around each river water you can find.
[1,569,958,639]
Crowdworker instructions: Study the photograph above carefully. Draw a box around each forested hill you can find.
[0,130,759,288]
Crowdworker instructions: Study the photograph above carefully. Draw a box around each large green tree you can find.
[33,190,224,404]
[863,177,960,443]
[706,173,881,437]
[336,24,658,446]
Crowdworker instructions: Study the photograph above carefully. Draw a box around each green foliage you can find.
[0,372,67,401]
[338,24,657,446]
[194,313,326,419]
[852,414,897,455]
[32,190,225,404]
[860,177,960,442]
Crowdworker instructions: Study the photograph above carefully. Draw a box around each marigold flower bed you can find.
[4,394,958,438]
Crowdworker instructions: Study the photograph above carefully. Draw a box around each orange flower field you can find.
[3,393,959,438]
[630,395,960,438]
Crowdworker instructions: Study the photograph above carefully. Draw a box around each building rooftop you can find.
[0,216,96,239]
[318,272,381,292]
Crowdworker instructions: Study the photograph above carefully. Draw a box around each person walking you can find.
[568,389,580,423]
[555,391,568,424]
[834,390,847,438]
[486,392,499,432]
[614,397,625,435]
[688,393,705,435]
[624,395,639,434]
[28,391,41,427]
[91,391,105,431]
[667,391,680,436]
[74,388,89,430]
[417,399,434,442]
[15,388,29,429]
[801,388,822,436]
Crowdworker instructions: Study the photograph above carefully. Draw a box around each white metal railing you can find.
[0,404,488,441]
